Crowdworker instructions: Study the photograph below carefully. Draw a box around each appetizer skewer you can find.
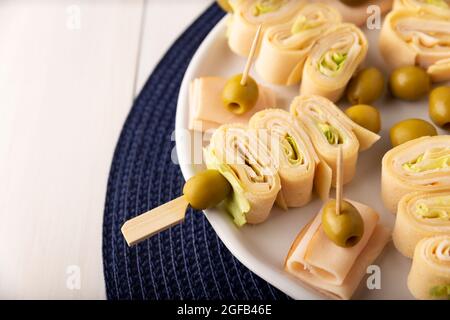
[285,146,390,299]
[190,24,276,132]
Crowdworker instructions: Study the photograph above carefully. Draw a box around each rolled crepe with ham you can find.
[393,191,450,258]
[300,23,368,102]
[204,123,281,226]
[254,3,341,85]
[393,0,450,17]
[381,135,450,213]
[290,95,380,186]
[189,77,276,132]
[248,109,331,208]
[227,0,305,57]
[285,200,391,300]
[379,9,450,82]
[407,235,450,300]
[317,0,393,26]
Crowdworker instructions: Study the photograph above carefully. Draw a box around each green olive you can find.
[222,74,259,115]
[321,199,364,248]
[390,118,437,147]
[389,66,431,101]
[345,104,381,133]
[339,0,369,6]
[429,86,450,129]
[183,170,232,210]
[216,0,233,13]
[347,67,384,104]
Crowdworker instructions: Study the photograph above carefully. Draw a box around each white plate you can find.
[175,16,447,300]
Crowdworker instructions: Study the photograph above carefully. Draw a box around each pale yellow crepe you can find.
[393,0,450,17]
[248,108,330,208]
[255,3,341,85]
[227,0,305,57]
[317,0,394,26]
[393,191,450,258]
[379,9,450,82]
[381,135,450,213]
[407,235,450,300]
[290,95,380,186]
[300,23,368,102]
[204,123,281,225]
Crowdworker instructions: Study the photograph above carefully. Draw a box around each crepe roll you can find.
[393,0,450,17]
[255,3,341,85]
[189,77,276,132]
[290,95,380,186]
[317,0,394,26]
[381,135,450,213]
[204,123,281,226]
[227,0,305,57]
[379,9,450,82]
[300,23,368,102]
[248,109,331,208]
[407,236,450,300]
[393,191,450,258]
[285,200,391,300]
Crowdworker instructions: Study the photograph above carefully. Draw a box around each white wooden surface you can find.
[0,0,210,299]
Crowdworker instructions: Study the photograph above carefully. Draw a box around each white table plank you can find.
[0,0,144,299]
[135,0,212,94]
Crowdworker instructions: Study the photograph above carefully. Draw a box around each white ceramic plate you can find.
[175,16,447,300]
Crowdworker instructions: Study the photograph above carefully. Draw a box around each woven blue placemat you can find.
[102,3,290,300]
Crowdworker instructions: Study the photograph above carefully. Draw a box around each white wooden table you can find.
[0,0,211,299]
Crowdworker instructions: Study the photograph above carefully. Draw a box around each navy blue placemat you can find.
[102,3,290,300]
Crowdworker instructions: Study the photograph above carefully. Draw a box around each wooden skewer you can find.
[121,196,189,246]
[240,24,263,86]
[335,145,343,215]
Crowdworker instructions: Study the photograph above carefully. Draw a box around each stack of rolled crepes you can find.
[227,0,306,57]
[255,3,342,85]
[290,95,380,186]
[189,77,276,132]
[379,8,450,82]
[393,191,450,258]
[407,235,450,300]
[381,136,450,213]
[300,23,368,102]
[248,109,330,208]
[285,200,391,300]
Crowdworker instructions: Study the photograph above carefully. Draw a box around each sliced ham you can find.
[285,200,391,300]
[189,77,276,132]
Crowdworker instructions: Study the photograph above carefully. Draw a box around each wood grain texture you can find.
[0,0,144,299]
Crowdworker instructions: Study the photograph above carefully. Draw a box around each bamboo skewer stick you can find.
[121,196,189,246]
[240,24,263,86]
[335,145,343,215]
